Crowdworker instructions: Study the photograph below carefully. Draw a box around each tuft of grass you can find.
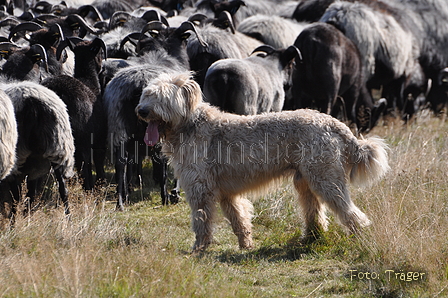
[0,111,447,297]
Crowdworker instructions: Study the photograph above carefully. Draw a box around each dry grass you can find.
[0,111,447,297]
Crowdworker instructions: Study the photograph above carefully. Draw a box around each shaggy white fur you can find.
[136,72,390,252]
[0,90,17,180]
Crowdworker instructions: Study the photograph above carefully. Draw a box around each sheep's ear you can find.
[280,45,302,68]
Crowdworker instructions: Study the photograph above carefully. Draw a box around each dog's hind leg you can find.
[187,187,218,253]
[220,195,254,249]
[293,173,328,242]
[304,166,371,234]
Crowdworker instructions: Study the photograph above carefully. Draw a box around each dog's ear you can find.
[173,72,201,115]
[183,78,202,114]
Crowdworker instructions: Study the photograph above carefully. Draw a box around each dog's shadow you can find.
[214,240,315,264]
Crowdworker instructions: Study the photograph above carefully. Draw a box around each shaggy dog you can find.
[136,72,389,252]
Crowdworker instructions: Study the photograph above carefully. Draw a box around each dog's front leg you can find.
[188,190,217,253]
[220,196,254,250]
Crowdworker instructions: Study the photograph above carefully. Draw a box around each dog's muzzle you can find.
[137,107,150,120]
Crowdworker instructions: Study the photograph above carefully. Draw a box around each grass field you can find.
[0,111,447,297]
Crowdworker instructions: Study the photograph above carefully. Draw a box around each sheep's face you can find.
[135,72,201,144]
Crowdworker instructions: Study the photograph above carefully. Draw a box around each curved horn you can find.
[0,42,21,59]
[108,11,133,31]
[49,23,65,45]
[119,32,141,51]
[77,5,104,22]
[32,14,59,25]
[29,44,48,72]
[0,17,21,28]
[90,37,107,60]
[141,10,169,27]
[251,45,276,56]
[18,11,36,22]
[214,11,235,34]
[65,14,100,35]
[140,20,167,35]
[281,45,302,67]
[176,21,208,48]
[187,13,208,26]
[8,21,43,41]
[33,1,53,14]
[56,36,83,60]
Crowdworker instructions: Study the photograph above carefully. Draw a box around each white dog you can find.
[136,72,389,252]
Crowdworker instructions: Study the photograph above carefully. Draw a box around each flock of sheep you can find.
[0,0,447,220]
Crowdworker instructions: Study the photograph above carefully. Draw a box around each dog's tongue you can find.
[144,121,159,146]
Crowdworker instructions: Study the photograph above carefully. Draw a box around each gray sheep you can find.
[203,45,301,115]
[0,89,17,181]
[0,80,75,216]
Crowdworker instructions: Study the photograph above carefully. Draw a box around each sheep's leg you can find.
[114,144,127,211]
[23,177,45,216]
[74,146,93,191]
[6,176,20,221]
[53,166,70,215]
[169,179,181,204]
[93,147,106,184]
[151,145,169,205]
[83,149,94,191]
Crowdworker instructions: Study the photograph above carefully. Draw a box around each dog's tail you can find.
[349,136,390,187]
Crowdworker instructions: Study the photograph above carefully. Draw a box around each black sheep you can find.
[42,37,107,190]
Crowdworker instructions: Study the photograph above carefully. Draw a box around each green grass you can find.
[0,111,447,297]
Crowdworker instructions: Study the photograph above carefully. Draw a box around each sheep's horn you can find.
[141,20,167,34]
[109,11,133,31]
[91,37,107,60]
[56,36,83,60]
[18,11,35,21]
[0,42,20,59]
[0,17,21,28]
[177,21,208,48]
[281,45,302,67]
[214,11,235,34]
[32,14,59,25]
[65,14,101,36]
[119,32,141,51]
[29,44,48,72]
[77,5,104,22]
[187,13,208,25]
[49,23,65,46]
[252,45,276,56]
[33,1,53,14]
[141,10,169,27]
[8,21,43,40]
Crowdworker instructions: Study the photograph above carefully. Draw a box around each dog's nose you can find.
[137,107,150,118]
